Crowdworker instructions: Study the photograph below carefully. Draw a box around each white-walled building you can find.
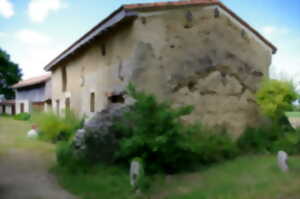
[0,100,15,115]
[12,74,52,114]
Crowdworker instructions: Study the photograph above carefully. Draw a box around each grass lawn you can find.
[53,155,300,199]
[2,116,300,199]
[53,165,133,199]
[0,116,54,157]
[149,155,300,199]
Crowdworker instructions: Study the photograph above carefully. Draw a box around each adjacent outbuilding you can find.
[12,74,52,114]
[0,100,16,115]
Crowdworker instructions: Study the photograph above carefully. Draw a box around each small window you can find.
[108,94,125,104]
[62,66,67,92]
[65,97,70,112]
[90,92,95,113]
[56,100,60,115]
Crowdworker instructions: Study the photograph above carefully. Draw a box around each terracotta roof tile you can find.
[12,74,51,89]
[124,0,218,9]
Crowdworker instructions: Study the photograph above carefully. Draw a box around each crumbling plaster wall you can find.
[118,5,273,135]
[51,22,137,117]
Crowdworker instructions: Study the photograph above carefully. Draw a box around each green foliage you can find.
[32,111,82,142]
[271,130,300,154]
[190,128,239,164]
[114,84,196,173]
[56,141,89,173]
[256,79,299,122]
[0,48,22,99]
[13,113,31,121]
[237,124,283,154]
[238,123,300,155]
[113,84,238,174]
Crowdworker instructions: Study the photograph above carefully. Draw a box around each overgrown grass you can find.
[31,111,83,142]
[149,156,300,199]
[52,165,133,199]
[52,155,300,199]
[0,117,54,158]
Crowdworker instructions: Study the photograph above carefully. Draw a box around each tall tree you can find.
[0,48,22,99]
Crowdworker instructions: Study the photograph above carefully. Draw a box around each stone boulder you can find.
[73,103,131,163]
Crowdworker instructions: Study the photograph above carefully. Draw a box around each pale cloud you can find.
[0,0,14,18]
[12,29,65,78]
[268,30,300,88]
[15,29,51,46]
[17,47,62,78]
[28,0,67,23]
[261,26,289,38]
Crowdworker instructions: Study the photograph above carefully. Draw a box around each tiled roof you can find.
[12,74,51,89]
[124,0,218,9]
[45,0,276,71]
[0,100,15,105]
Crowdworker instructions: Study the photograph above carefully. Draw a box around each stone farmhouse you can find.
[44,0,276,135]
[12,74,52,114]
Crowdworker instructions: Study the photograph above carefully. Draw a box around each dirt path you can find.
[0,117,76,199]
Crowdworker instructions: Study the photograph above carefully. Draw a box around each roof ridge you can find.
[12,73,51,89]
[124,0,219,9]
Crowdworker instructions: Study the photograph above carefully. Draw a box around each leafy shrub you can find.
[237,123,283,154]
[256,79,298,122]
[113,85,239,173]
[56,141,90,173]
[113,84,196,173]
[238,123,300,154]
[32,110,83,142]
[271,130,300,154]
[190,128,239,164]
[14,112,31,121]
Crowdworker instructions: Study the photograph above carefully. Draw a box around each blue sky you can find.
[0,0,299,84]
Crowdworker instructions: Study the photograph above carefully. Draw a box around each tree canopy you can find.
[0,48,22,99]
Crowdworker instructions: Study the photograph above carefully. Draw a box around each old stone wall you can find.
[120,5,272,135]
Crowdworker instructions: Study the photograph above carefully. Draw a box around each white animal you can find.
[27,129,38,138]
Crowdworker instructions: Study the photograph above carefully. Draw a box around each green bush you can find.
[237,124,283,154]
[32,111,83,142]
[238,123,300,155]
[190,128,239,164]
[56,141,89,173]
[14,112,31,121]
[271,130,300,154]
[113,85,239,174]
[256,79,298,123]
